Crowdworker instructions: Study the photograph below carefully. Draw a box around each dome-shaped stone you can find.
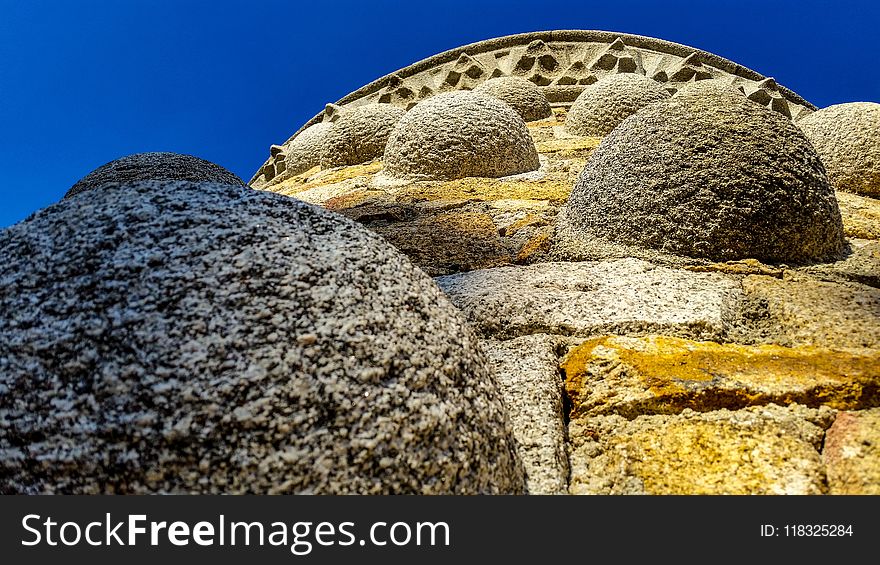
[473,76,553,122]
[0,180,524,494]
[566,93,844,263]
[565,74,670,136]
[64,152,245,198]
[320,103,406,168]
[283,122,332,176]
[383,91,540,180]
[798,102,880,197]
[672,79,746,99]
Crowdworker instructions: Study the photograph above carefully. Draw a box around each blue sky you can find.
[1,0,877,227]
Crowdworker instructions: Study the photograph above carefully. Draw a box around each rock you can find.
[564,74,670,136]
[566,92,845,263]
[823,408,880,495]
[282,122,332,176]
[482,335,569,494]
[383,91,539,180]
[562,335,880,419]
[738,274,880,349]
[0,180,524,494]
[435,259,741,340]
[837,190,880,240]
[801,238,880,288]
[798,102,880,197]
[320,103,405,168]
[64,152,245,198]
[473,76,553,122]
[568,405,829,494]
[672,79,745,99]
[372,210,510,276]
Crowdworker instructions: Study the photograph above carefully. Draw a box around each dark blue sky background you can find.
[1,0,878,227]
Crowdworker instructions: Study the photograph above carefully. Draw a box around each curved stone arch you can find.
[252,30,815,185]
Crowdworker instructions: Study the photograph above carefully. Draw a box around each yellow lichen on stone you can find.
[323,189,385,210]
[534,136,602,157]
[684,258,784,278]
[393,176,574,203]
[616,420,823,495]
[837,190,880,240]
[562,335,880,416]
[269,161,383,196]
[515,228,554,263]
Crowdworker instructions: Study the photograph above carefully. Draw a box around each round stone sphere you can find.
[320,103,406,168]
[473,76,553,122]
[283,122,332,176]
[383,91,540,180]
[798,102,880,197]
[64,152,245,198]
[566,93,845,263]
[0,180,524,494]
[565,73,670,136]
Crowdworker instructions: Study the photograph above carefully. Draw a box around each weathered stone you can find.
[373,211,509,276]
[823,408,880,494]
[320,103,405,168]
[562,335,880,418]
[565,73,669,136]
[383,91,539,180]
[801,238,880,288]
[739,274,880,349]
[474,76,553,122]
[837,190,880,240]
[64,152,245,198]
[799,102,880,197]
[0,180,525,494]
[436,259,741,339]
[482,335,569,494]
[568,405,829,494]
[566,92,845,263]
[282,122,332,177]
[672,79,745,99]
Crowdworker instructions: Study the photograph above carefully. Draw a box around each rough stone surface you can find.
[383,91,539,180]
[372,211,510,276]
[283,122,332,176]
[802,238,880,288]
[798,102,880,197]
[567,93,845,263]
[672,79,745,99]
[562,335,880,418]
[823,408,880,495]
[482,335,569,494]
[0,180,525,494]
[64,152,245,198]
[837,191,880,240]
[568,405,830,494]
[564,74,670,136]
[474,76,553,122]
[738,274,880,349]
[320,103,405,168]
[436,259,741,340]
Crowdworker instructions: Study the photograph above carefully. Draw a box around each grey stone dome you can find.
[565,73,670,136]
[0,180,525,494]
[65,152,245,198]
[566,92,845,263]
[283,122,332,176]
[473,76,553,122]
[798,102,880,197]
[383,91,540,180]
[320,103,406,168]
